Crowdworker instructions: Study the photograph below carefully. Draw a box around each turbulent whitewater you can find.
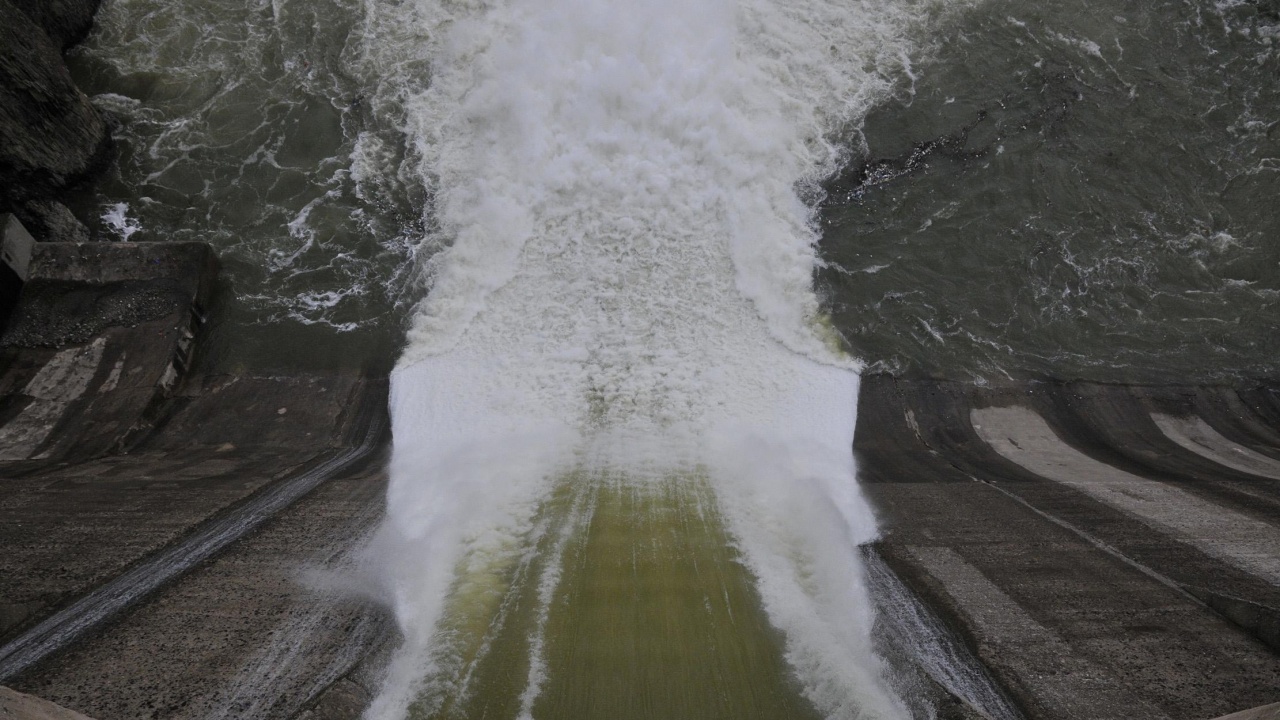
[365,0,946,716]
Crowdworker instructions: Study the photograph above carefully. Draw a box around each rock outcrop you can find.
[0,0,108,241]
[9,202,90,246]
[7,0,102,50]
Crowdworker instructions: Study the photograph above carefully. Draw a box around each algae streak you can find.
[409,474,821,720]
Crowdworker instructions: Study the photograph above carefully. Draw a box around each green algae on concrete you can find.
[410,473,821,720]
[0,686,95,720]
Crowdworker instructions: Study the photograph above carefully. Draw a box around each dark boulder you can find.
[9,0,103,50]
[15,200,91,243]
[0,0,110,216]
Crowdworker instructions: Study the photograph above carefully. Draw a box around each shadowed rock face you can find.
[0,0,108,236]
[7,0,102,50]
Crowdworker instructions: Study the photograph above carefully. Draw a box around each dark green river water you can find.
[820,0,1280,383]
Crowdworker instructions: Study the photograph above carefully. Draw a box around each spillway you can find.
[363,0,940,716]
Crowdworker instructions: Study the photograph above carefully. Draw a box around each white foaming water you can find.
[101,202,143,241]
[364,0,948,716]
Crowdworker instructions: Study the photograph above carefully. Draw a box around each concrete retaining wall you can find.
[0,241,217,462]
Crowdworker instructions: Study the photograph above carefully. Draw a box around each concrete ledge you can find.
[1212,702,1280,720]
[0,241,218,462]
[0,686,93,720]
[2,241,216,350]
[24,242,216,288]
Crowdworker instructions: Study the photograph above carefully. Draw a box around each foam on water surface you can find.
[100,203,142,241]
[367,0,949,715]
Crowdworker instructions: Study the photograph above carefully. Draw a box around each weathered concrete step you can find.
[0,686,93,720]
[1151,412,1280,481]
[972,404,1280,587]
[0,241,218,463]
[1212,702,1280,720]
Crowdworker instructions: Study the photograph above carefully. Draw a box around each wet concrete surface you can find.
[7,373,1277,720]
[5,434,390,720]
[860,376,1280,720]
[0,242,395,720]
[0,371,391,716]
[0,376,387,679]
[0,685,94,720]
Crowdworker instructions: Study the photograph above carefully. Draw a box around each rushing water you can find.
[69,0,1280,380]
[64,0,1278,717]
[360,0,954,714]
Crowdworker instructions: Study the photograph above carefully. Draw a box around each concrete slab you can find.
[0,686,93,720]
[972,405,1280,586]
[1021,383,1280,520]
[0,372,385,653]
[7,448,390,720]
[0,241,218,462]
[904,545,1166,720]
[0,339,104,460]
[1152,413,1280,481]
[1211,703,1280,720]
[858,376,1280,720]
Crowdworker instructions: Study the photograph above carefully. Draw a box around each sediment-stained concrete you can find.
[5,430,390,720]
[0,242,218,462]
[0,685,94,720]
[859,376,1280,720]
[1152,413,1280,481]
[973,405,1280,585]
[0,339,105,460]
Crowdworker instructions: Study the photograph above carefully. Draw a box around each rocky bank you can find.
[0,0,107,243]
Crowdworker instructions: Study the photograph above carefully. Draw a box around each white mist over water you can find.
[362,0,950,715]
